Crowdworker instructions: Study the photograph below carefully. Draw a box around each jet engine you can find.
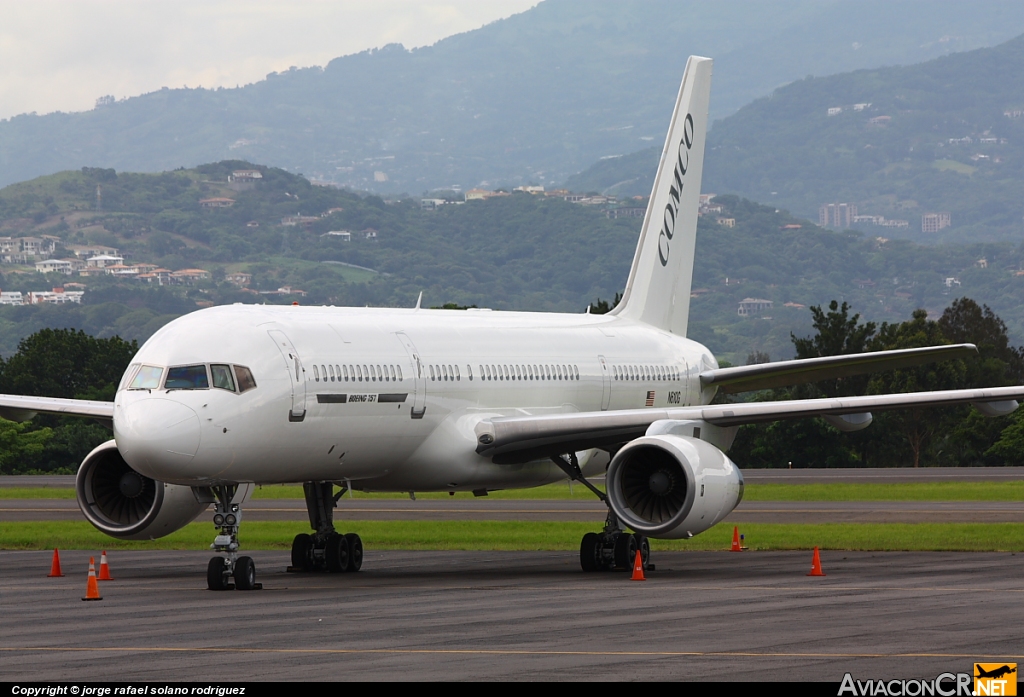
[606,435,743,540]
[76,440,211,540]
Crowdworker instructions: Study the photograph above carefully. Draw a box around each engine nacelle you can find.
[606,435,744,540]
[76,440,211,540]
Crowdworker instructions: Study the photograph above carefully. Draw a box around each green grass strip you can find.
[4,521,1024,552]
[5,480,1024,501]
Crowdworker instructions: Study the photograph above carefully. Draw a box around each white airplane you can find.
[2,56,1022,591]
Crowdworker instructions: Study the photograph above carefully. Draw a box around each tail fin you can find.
[610,56,712,336]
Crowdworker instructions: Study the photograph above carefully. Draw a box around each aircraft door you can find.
[396,332,427,419]
[268,329,307,422]
[598,355,611,411]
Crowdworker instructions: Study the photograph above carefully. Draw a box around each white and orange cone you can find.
[82,557,102,601]
[97,550,113,581]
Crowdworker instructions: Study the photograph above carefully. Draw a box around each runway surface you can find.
[5,467,1024,489]
[1,549,1021,681]
[3,498,1023,523]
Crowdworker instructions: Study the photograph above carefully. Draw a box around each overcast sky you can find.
[0,0,538,121]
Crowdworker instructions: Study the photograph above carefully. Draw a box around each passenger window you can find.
[503,365,509,380]
[357,365,363,381]
[165,364,209,390]
[313,365,320,382]
[234,366,257,393]
[129,365,163,390]
[211,364,236,392]
[467,364,472,381]
[396,365,403,381]
[390,365,396,381]
[430,365,435,381]
[328,365,335,382]
[455,365,461,381]
[443,365,448,381]
[343,365,349,381]
[574,365,579,380]
[336,365,341,381]
[376,365,382,381]
[364,364,371,381]
[515,365,520,380]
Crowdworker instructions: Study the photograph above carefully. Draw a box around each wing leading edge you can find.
[701,344,978,394]
[0,394,114,427]
[474,385,1024,464]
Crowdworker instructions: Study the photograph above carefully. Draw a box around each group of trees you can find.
[730,297,1024,468]
[0,329,136,474]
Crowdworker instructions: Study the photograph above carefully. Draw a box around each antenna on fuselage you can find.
[414,291,423,310]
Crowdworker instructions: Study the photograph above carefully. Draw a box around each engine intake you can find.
[76,440,210,540]
[607,434,743,539]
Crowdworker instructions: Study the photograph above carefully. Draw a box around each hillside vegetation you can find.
[572,32,1024,244]
[3,1,1024,192]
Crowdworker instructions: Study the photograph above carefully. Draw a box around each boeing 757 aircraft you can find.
[2,56,1021,590]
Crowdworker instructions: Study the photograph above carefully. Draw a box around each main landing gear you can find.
[288,481,363,573]
[551,453,652,573]
[207,484,261,591]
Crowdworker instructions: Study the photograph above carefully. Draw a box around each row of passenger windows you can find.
[125,363,257,393]
[429,363,580,382]
[614,364,681,382]
[313,363,403,383]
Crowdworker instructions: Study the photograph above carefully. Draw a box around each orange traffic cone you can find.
[98,550,113,580]
[82,557,102,601]
[47,548,64,577]
[730,526,742,552]
[807,546,826,577]
[630,550,646,581]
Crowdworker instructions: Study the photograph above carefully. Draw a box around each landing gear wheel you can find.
[325,532,350,572]
[234,556,256,590]
[207,557,230,591]
[344,533,363,572]
[633,534,650,569]
[580,532,601,572]
[613,532,637,570]
[291,533,313,571]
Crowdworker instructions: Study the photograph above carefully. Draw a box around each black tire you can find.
[613,532,638,570]
[207,556,229,591]
[325,532,350,572]
[234,556,256,591]
[344,533,363,572]
[291,533,313,570]
[580,532,601,572]
[633,534,651,569]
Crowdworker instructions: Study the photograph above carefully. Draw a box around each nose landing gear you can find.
[207,484,262,591]
[288,480,363,573]
[551,453,653,574]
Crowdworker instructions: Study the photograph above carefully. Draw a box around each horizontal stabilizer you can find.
[701,344,978,394]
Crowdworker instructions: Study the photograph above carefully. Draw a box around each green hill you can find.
[3,163,1024,366]
[4,1,1024,192]
[572,32,1024,243]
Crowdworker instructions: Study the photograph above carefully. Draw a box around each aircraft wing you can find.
[701,344,978,394]
[474,385,1024,464]
[0,394,114,426]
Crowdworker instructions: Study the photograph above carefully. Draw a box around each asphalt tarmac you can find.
[3,497,1023,523]
[1,549,1021,681]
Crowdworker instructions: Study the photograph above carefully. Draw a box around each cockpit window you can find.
[234,366,257,393]
[165,364,210,390]
[211,364,235,392]
[129,365,164,390]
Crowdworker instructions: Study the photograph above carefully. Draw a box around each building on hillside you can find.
[819,202,858,228]
[738,298,773,317]
[230,170,263,182]
[784,302,806,309]
[321,231,352,241]
[465,188,493,200]
[827,107,843,116]
[321,208,344,217]
[606,207,645,219]
[67,244,118,258]
[28,288,84,305]
[105,264,139,277]
[137,268,174,285]
[226,272,252,286]
[35,259,74,275]
[922,212,951,233]
[513,185,545,194]
[17,237,57,260]
[259,286,307,297]
[170,269,211,285]
[420,199,446,210]
[0,291,24,305]
[200,197,236,208]
[86,254,124,268]
[716,217,736,228]
[281,215,320,227]
[780,224,803,230]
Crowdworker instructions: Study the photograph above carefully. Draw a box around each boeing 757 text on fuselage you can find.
[2,57,1020,590]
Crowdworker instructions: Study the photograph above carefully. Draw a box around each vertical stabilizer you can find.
[610,56,712,336]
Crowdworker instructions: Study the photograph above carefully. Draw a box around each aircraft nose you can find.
[115,398,201,478]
